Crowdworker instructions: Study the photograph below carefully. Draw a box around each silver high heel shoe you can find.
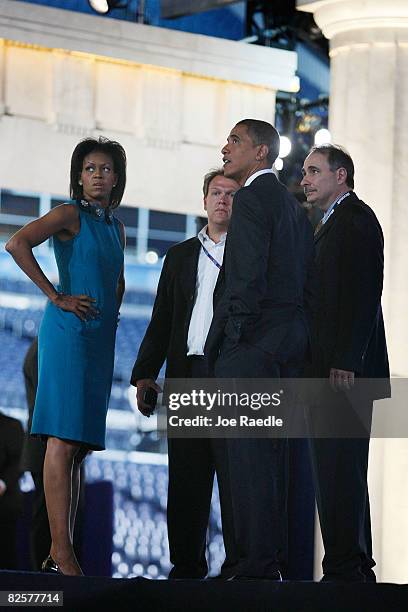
[41,555,61,574]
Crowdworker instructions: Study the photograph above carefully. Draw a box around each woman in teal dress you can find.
[6,137,126,576]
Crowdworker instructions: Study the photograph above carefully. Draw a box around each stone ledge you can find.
[0,0,298,91]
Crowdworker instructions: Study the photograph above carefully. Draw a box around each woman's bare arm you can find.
[5,205,96,320]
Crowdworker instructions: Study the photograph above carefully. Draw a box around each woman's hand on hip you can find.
[52,293,98,321]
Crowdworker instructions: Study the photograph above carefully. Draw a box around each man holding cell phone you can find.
[130,169,240,579]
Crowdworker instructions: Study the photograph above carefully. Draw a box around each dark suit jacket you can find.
[0,412,24,520]
[206,172,315,363]
[20,337,46,474]
[130,236,224,383]
[311,191,390,398]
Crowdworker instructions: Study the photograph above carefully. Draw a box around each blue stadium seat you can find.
[85,454,224,579]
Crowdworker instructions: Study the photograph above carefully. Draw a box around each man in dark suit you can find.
[206,119,315,580]
[301,143,390,582]
[0,410,24,569]
[21,336,51,570]
[130,169,240,579]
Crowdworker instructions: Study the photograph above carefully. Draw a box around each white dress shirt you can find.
[321,190,352,225]
[187,225,226,356]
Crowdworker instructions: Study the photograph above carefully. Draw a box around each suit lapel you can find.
[214,262,224,293]
[314,193,357,246]
[179,238,201,301]
[314,212,337,245]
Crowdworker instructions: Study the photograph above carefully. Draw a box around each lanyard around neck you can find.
[201,243,221,270]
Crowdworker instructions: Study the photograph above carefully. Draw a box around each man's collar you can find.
[244,168,274,187]
[198,224,227,245]
[322,190,353,225]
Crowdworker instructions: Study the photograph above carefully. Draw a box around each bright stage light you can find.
[88,0,109,13]
[314,128,332,145]
[279,136,292,159]
[145,251,159,265]
[88,0,128,14]
[274,157,284,171]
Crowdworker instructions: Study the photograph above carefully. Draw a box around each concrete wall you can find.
[0,0,299,215]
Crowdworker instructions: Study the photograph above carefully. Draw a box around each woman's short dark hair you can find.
[309,143,355,189]
[236,119,281,165]
[70,136,127,209]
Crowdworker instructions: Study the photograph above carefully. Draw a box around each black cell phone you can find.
[143,388,158,410]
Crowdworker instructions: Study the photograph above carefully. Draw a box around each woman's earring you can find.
[78,180,83,186]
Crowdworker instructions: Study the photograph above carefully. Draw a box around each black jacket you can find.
[0,413,24,520]
[206,172,315,364]
[131,236,224,383]
[20,337,46,474]
[311,191,390,398]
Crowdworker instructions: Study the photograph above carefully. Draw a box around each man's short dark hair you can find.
[309,143,354,189]
[202,168,225,198]
[236,119,280,166]
[70,136,127,209]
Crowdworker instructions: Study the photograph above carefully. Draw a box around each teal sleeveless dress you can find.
[31,200,124,450]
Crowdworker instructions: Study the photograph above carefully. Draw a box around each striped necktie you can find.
[314,218,323,236]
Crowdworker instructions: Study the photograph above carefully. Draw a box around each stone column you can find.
[298,0,408,582]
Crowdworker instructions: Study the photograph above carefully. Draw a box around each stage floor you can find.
[1,571,408,611]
